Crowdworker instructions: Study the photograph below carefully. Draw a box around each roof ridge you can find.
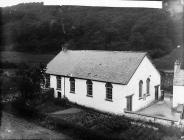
[61,49,147,54]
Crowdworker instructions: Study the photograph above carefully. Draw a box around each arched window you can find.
[70,77,75,93]
[86,80,93,96]
[106,82,113,101]
[146,78,150,95]
[139,80,143,98]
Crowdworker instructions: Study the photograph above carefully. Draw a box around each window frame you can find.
[105,82,113,101]
[86,80,93,97]
[139,80,143,99]
[56,75,61,90]
[70,77,75,93]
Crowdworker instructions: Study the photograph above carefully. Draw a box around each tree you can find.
[129,32,145,50]
[16,63,44,101]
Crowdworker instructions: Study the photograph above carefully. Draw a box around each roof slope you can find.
[46,50,147,84]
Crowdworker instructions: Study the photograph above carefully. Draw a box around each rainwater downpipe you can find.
[64,76,65,98]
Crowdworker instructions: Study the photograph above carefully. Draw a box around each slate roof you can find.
[46,50,147,84]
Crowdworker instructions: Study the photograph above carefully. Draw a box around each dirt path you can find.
[0,111,72,139]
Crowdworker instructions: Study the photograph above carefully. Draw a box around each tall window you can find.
[146,78,150,95]
[56,75,61,90]
[106,82,113,101]
[45,74,50,88]
[139,80,143,98]
[87,80,93,96]
[70,77,75,93]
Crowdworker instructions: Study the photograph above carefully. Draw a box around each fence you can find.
[124,110,184,127]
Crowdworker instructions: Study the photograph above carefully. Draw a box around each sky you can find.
[0,0,163,8]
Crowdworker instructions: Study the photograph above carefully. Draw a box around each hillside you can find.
[1,2,183,58]
[154,46,184,70]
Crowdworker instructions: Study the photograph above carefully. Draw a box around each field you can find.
[0,51,55,66]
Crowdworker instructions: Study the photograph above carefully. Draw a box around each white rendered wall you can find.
[173,86,184,107]
[126,56,161,111]
[64,78,125,114]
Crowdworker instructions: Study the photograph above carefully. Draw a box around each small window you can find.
[146,78,150,95]
[86,80,93,97]
[106,82,113,101]
[56,75,61,90]
[70,77,75,93]
[45,74,50,88]
[139,80,143,98]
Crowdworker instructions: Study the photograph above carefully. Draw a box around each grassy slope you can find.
[0,51,55,66]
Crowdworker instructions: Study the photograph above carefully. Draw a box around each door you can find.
[155,86,159,100]
[126,96,132,111]
[57,91,61,99]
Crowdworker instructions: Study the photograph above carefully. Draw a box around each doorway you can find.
[58,91,61,99]
[126,95,133,111]
[155,86,159,100]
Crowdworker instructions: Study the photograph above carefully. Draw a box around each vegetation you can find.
[49,105,182,140]
[1,64,182,139]
[1,2,182,58]
[0,51,54,66]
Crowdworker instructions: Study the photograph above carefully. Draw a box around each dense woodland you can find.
[1,2,183,58]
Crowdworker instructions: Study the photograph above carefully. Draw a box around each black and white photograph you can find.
[0,0,184,139]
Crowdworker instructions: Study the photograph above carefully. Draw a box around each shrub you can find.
[11,98,45,119]
[37,88,54,104]
[53,97,69,107]
[158,125,181,138]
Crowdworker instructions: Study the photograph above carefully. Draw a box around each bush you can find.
[11,98,45,119]
[158,125,181,138]
[37,88,54,104]
[49,116,116,140]
[53,97,69,107]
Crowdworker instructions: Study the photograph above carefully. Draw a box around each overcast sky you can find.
[0,0,163,8]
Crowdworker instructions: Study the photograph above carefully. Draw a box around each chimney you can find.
[62,46,67,52]
[174,59,181,74]
[62,42,69,52]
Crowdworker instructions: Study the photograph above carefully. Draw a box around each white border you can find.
[44,0,162,9]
